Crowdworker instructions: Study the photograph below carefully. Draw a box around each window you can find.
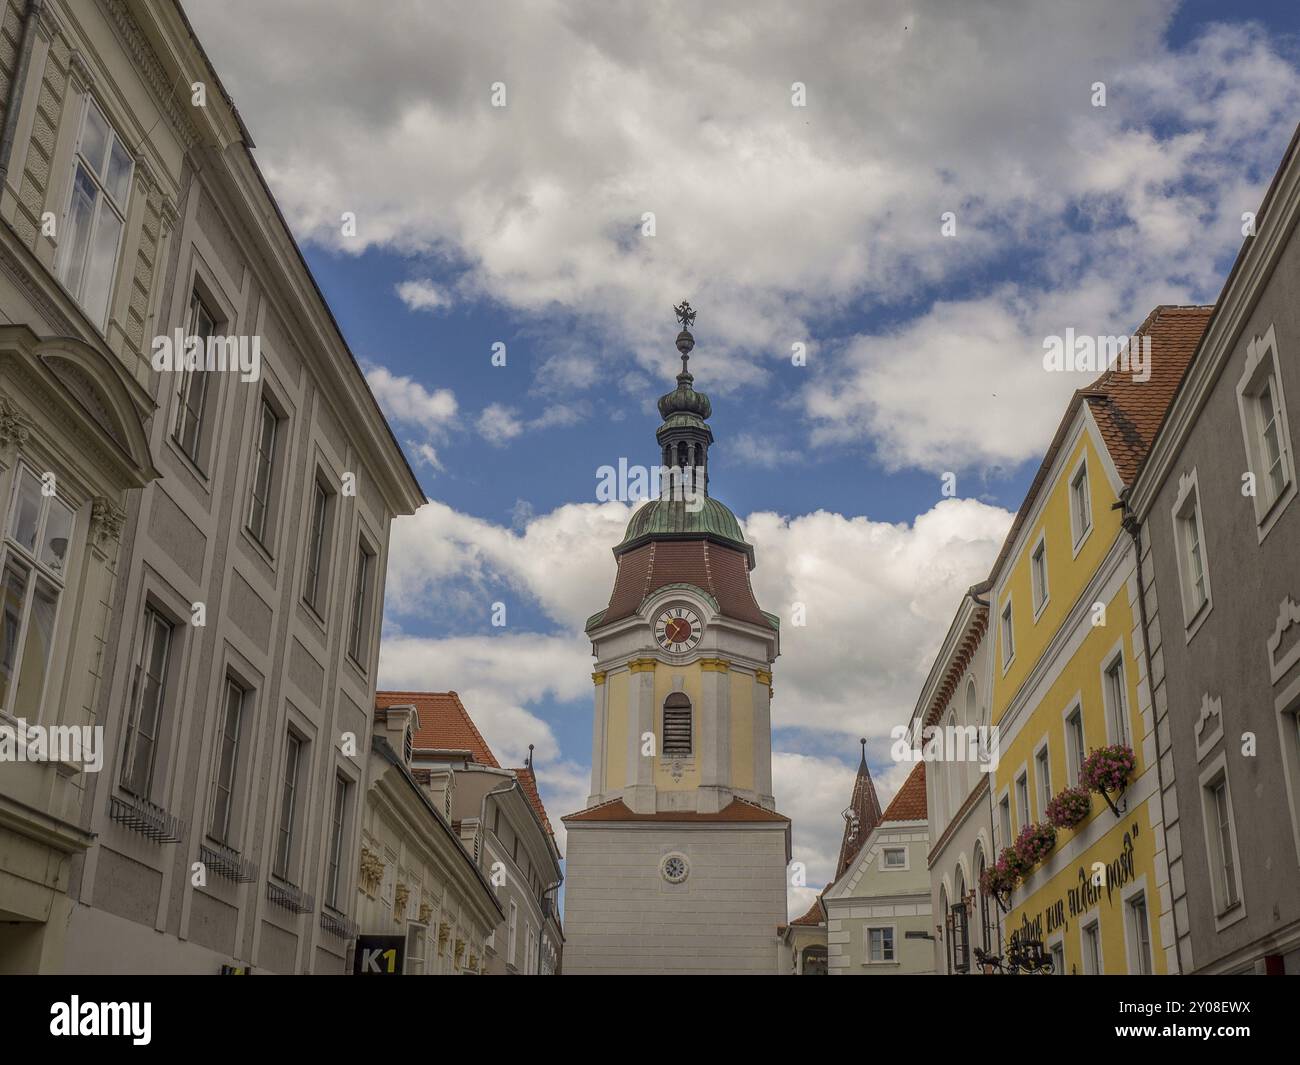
[1015,772,1030,828]
[326,774,349,909]
[273,732,304,881]
[999,795,1011,846]
[867,926,895,962]
[1128,893,1153,974]
[1104,655,1128,746]
[1206,776,1240,913]
[1036,746,1051,813]
[883,847,906,868]
[975,848,990,952]
[405,923,427,975]
[662,692,692,757]
[0,467,74,720]
[347,542,375,664]
[1070,461,1092,545]
[1082,920,1102,974]
[1050,940,1065,974]
[1000,601,1014,667]
[1172,473,1211,629]
[120,606,174,797]
[208,678,246,843]
[1031,537,1049,614]
[247,398,280,545]
[525,927,536,975]
[1237,326,1294,532]
[57,98,132,329]
[1064,705,1086,785]
[507,900,518,966]
[303,479,332,613]
[172,291,218,467]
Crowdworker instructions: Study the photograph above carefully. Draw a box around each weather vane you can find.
[673,300,696,331]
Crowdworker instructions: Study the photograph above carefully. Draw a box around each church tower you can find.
[561,304,791,975]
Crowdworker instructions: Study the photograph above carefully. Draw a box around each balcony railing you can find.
[319,910,359,940]
[200,841,258,884]
[266,880,315,914]
[109,794,184,843]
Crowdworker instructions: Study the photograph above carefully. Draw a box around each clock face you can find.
[654,605,703,653]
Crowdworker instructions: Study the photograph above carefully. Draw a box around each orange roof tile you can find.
[882,762,927,822]
[561,797,790,824]
[510,764,554,838]
[790,898,826,926]
[375,690,500,768]
[1085,305,1213,484]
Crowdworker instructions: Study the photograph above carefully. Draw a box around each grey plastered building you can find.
[0,0,422,973]
[1130,123,1300,974]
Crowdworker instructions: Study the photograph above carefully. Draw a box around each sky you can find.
[185,0,1300,916]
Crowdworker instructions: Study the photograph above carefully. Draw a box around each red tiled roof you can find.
[882,762,927,822]
[597,539,771,629]
[510,765,554,838]
[790,897,826,927]
[375,691,500,768]
[835,746,885,879]
[561,797,789,824]
[1085,305,1214,484]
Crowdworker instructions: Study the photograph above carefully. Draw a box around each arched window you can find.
[975,845,990,954]
[939,884,950,974]
[662,692,692,757]
[952,866,969,973]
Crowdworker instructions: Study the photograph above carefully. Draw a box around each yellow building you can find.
[986,307,1211,975]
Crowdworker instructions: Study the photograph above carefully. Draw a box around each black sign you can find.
[353,935,406,975]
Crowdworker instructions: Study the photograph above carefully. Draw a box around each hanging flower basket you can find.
[1013,821,1057,867]
[1045,785,1093,830]
[982,847,1025,912]
[1080,744,1137,817]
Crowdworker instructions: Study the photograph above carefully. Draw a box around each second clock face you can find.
[654,605,703,653]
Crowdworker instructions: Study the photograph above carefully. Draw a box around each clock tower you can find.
[561,305,791,975]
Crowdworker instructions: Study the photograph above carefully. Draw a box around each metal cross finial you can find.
[673,300,696,331]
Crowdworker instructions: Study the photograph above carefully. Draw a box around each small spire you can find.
[859,737,867,767]
[526,743,534,770]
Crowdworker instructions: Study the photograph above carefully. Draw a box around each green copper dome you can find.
[616,497,753,562]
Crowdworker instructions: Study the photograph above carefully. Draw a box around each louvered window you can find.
[662,693,692,757]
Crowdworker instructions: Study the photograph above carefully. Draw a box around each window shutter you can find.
[662,693,692,757]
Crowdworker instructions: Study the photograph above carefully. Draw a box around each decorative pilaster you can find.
[753,669,775,808]
[625,658,657,813]
[698,658,731,813]
[588,670,608,803]
[90,496,126,546]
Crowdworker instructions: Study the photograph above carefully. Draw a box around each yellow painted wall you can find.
[730,671,755,791]
[992,430,1121,724]
[654,663,703,790]
[604,670,627,792]
[988,418,1166,972]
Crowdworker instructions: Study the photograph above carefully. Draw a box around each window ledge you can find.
[1071,525,1093,559]
[1255,480,1296,544]
[241,523,277,568]
[1183,598,1212,644]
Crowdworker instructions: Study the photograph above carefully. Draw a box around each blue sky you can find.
[189,0,1300,909]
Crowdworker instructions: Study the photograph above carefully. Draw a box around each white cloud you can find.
[476,402,524,445]
[395,278,453,312]
[184,2,1300,474]
[365,365,458,427]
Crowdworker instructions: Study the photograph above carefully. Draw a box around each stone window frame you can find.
[1197,751,1247,932]
[1235,323,1296,542]
[1169,468,1213,642]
